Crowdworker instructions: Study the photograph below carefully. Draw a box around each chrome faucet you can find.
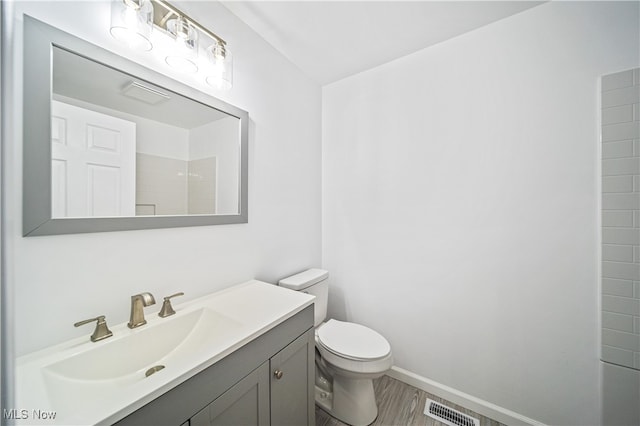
[128,292,156,329]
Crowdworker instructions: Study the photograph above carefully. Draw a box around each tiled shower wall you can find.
[601,68,640,370]
[136,153,218,216]
[136,153,188,216]
[188,157,217,214]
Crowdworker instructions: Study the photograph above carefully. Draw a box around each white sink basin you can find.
[43,308,243,384]
[36,308,246,418]
[15,280,315,425]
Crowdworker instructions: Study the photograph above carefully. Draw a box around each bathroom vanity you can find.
[117,304,314,426]
[15,281,315,425]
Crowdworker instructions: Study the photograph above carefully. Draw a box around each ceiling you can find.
[53,47,229,129]
[221,1,545,85]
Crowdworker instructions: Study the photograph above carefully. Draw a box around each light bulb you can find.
[110,0,153,51]
[205,41,233,90]
[165,17,198,73]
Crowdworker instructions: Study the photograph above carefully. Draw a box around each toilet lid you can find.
[317,319,391,361]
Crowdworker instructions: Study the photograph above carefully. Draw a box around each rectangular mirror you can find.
[23,16,248,236]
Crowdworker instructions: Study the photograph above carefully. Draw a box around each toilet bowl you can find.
[279,269,393,426]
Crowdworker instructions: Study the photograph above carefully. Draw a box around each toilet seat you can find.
[317,319,391,361]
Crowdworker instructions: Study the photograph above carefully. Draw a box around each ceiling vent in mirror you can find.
[122,81,170,105]
[109,0,233,90]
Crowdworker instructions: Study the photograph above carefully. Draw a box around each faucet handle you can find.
[74,315,113,342]
[158,292,185,318]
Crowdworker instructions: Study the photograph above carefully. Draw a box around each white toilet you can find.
[279,269,393,426]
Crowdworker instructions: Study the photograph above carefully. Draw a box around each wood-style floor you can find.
[315,375,506,426]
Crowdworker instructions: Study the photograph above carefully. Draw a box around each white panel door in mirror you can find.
[51,101,136,218]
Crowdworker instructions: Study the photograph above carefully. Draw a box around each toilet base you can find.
[315,385,333,412]
[314,377,378,426]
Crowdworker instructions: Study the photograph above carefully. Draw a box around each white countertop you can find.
[15,280,314,425]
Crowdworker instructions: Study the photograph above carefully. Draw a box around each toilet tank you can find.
[278,269,328,327]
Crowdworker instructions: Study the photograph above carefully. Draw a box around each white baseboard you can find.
[387,366,547,426]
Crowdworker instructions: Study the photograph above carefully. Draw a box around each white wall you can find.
[3,0,321,359]
[322,2,639,425]
[134,118,189,161]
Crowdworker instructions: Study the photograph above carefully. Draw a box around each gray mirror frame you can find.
[23,16,248,236]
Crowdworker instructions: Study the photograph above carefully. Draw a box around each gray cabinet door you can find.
[191,362,270,426]
[270,329,315,426]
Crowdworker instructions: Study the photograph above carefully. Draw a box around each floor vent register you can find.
[424,399,480,426]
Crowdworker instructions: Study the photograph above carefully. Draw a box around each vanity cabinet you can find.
[114,305,315,426]
[191,331,312,426]
[190,362,270,425]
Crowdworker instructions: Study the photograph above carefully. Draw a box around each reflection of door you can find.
[51,101,136,217]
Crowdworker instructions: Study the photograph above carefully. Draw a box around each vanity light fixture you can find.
[164,15,198,73]
[205,40,233,90]
[110,0,154,52]
[109,0,234,89]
